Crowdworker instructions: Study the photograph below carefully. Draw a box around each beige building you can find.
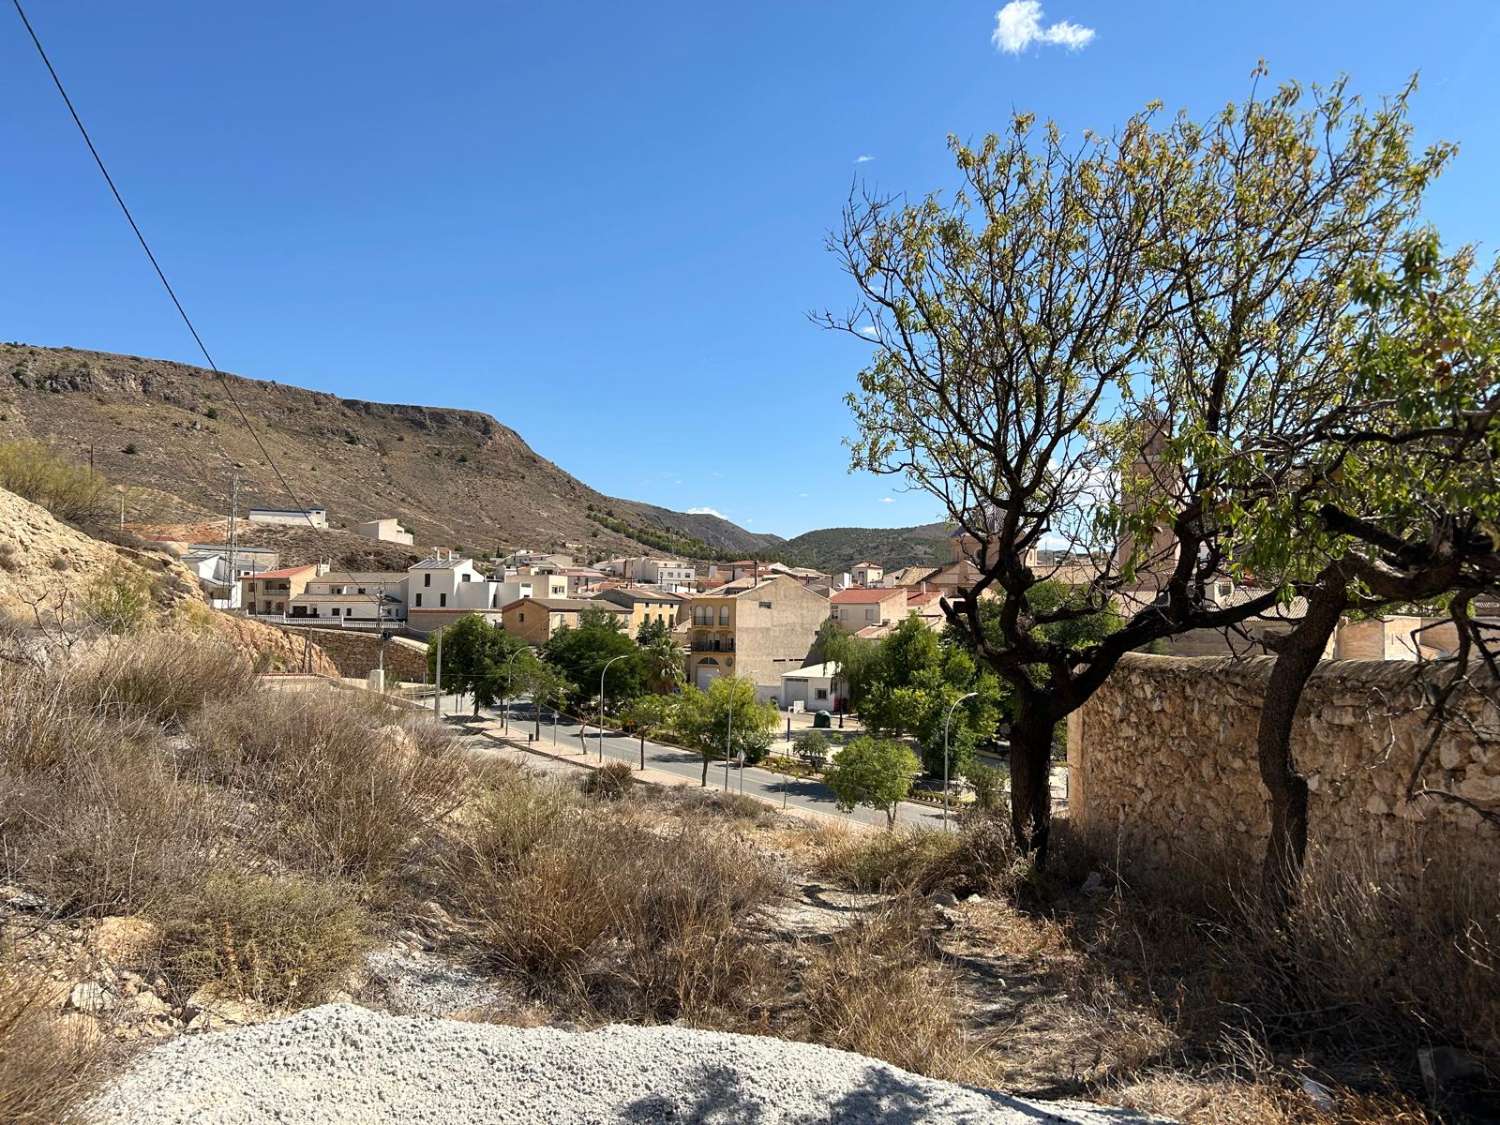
[353,518,414,546]
[829,586,907,632]
[684,575,829,700]
[240,565,317,616]
[850,561,884,587]
[501,597,629,645]
[595,587,684,635]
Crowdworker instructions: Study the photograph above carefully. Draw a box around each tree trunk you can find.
[700,751,709,786]
[1008,710,1055,862]
[1257,581,1346,918]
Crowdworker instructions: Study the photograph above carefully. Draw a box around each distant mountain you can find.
[781,522,952,573]
[0,343,786,564]
[0,343,950,571]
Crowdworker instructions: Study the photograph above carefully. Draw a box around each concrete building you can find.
[352,518,414,547]
[500,597,630,646]
[850,561,884,587]
[406,552,502,633]
[288,571,407,626]
[780,660,842,712]
[560,567,606,596]
[493,572,569,605]
[247,506,328,529]
[241,565,318,616]
[684,575,829,700]
[829,587,908,633]
[596,587,684,635]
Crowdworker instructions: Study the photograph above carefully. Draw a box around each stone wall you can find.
[1067,654,1500,883]
[273,626,429,683]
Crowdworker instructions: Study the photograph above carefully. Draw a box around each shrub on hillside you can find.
[581,760,634,800]
[0,960,102,1124]
[69,633,254,723]
[0,440,107,525]
[186,691,468,882]
[158,872,367,1007]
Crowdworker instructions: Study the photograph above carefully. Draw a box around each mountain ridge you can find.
[0,343,935,568]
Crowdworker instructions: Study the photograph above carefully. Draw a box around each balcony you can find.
[690,638,735,653]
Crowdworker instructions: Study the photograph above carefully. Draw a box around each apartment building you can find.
[595,587,684,635]
[684,575,829,700]
[407,553,502,632]
[288,571,407,625]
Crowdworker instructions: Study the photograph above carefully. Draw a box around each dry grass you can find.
[813,815,1022,896]
[795,897,982,1083]
[580,760,634,800]
[0,962,102,1124]
[157,872,368,1007]
[67,632,256,724]
[449,781,780,1024]
[186,692,470,882]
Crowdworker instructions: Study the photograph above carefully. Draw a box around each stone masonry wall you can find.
[273,626,429,683]
[1067,654,1500,883]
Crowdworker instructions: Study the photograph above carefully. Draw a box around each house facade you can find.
[596,587,684,635]
[288,571,407,625]
[406,553,501,632]
[353,518,414,546]
[500,597,630,646]
[240,565,317,616]
[684,575,829,700]
[829,587,907,633]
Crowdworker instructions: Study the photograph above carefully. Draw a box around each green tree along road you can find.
[543,606,646,709]
[824,736,922,829]
[675,675,780,786]
[426,614,530,716]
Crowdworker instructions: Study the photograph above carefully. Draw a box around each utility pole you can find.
[432,627,443,719]
[226,472,239,610]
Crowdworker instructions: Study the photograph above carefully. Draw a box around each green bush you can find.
[792,730,830,771]
[0,440,106,525]
[158,872,367,1007]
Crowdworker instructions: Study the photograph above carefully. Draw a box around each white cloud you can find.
[798,492,809,498]
[991,1,1095,54]
[879,497,895,504]
[854,154,875,164]
[858,325,879,336]
[687,506,727,519]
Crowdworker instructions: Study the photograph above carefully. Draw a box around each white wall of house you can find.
[353,518,414,546]
[408,557,499,613]
[247,508,328,529]
[494,574,568,604]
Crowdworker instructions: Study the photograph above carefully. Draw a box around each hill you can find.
[0,343,778,563]
[780,521,952,572]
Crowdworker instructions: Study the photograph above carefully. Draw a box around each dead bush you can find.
[157,872,367,1008]
[0,962,102,1124]
[581,761,635,800]
[14,754,225,916]
[796,897,980,1082]
[0,665,128,774]
[646,785,775,824]
[453,797,778,1022]
[186,691,469,883]
[814,827,964,892]
[67,632,255,724]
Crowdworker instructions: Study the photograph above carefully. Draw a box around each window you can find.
[424,574,431,588]
[439,593,447,607]
[331,607,341,617]
[719,606,730,625]
[518,612,526,623]
[461,573,471,582]
[759,601,772,610]
[816,688,828,701]
[414,593,422,607]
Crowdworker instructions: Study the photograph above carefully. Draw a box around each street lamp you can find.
[943,691,979,830]
[598,654,628,761]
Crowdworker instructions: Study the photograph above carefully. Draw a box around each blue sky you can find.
[4,2,1498,537]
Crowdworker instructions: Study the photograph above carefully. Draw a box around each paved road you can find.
[428,691,953,831]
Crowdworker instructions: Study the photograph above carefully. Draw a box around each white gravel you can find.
[92,1003,1158,1124]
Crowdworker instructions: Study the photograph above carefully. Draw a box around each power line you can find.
[10,0,321,534]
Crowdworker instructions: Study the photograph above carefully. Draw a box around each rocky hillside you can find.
[0,344,779,560]
[780,521,951,572]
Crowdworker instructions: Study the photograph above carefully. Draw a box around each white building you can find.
[353,518,414,546]
[406,552,504,632]
[780,661,842,712]
[181,549,254,609]
[247,506,328,529]
[638,559,696,591]
[289,571,407,625]
[493,572,569,605]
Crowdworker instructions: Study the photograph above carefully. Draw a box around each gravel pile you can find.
[92,1003,1157,1124]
